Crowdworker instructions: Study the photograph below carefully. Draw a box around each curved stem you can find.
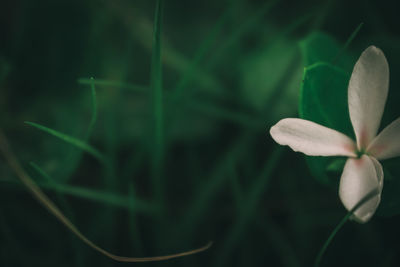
[0,129,212,262]
[314,188,380,267]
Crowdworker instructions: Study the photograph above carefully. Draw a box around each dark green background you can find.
[1,0,400,266]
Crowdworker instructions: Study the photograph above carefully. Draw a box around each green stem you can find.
[314,188,380,267]
[314,212,352,267]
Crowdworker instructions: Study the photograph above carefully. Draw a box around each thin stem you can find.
[314,212,352,267]
[314,188,380,267]
[0,129,212,262]
[332,22,364,65]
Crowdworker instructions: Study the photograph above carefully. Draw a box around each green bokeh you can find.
[1,1,400,267]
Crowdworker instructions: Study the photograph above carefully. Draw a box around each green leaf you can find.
[299,40,400,216]
[299,31,356,70]
[300,62,353,137]
[326,158,346,172]
[300,32,342,66]
[299,62,353,184]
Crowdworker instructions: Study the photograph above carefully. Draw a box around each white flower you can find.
[270,46,400,223]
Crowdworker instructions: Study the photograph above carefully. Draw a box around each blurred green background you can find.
[1,0,400,266]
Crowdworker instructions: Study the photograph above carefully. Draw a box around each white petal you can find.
[270,118,356,156]
[348,46,389,149]
[339,155,383,223]
[367,117,400,160]
[369,157,384,188]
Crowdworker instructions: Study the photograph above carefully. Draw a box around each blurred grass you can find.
[213,147,284,267]
[149,0,165,209]
[24,121,105,162]
[1,0,400,267]
[2,165,157,214]
[78,78,147,92]
[29,161,85,266]
[86,77,98,138]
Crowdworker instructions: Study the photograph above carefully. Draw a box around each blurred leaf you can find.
[326,158,346,172]
[241,39,303,115]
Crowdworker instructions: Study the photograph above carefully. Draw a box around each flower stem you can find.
[314,212,352,267]
[314,188,380,267]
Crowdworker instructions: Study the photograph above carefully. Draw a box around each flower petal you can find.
[369,157,384,187]
[348,46,389,149]
[367,117,400,160]
[339,155,383,223]
[270,118,356,156]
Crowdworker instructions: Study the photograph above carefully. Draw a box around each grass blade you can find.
[78,77,261,129]
[28,162,156,214]
[29,161,85,266]
[206,0,278,70]
[187,101,260,129]
[214,147,284,267]
[0,129,212,262]
[41,79,101,184]
[332,22,364,65]
[29,162,76,218]
[77,78,147,92]
[171,3,236,100]
[176,132,254,240]
[25,121,105,162]
[86,77,98,138]
[150,0,165,204]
